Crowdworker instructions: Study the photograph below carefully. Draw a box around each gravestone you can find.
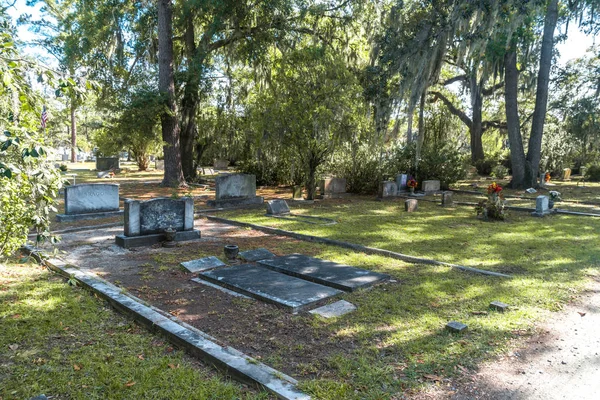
[214,159,229,169]
[562,168,571,181]
[115,197,200,248]
[378,181,398,199]
[446,321,467,333]
[422,180,440,193]
[266,199,291,215]
[320,177,347,198]
[96,157,119,171]
[207,173,264,208]
[239,248,276,262]
[490,300,509,312]
[56,183,123,222]
[531,195,551,217]
[181,256,226,273]
[396,174,408,190]
[405,199,418,212]
[441,191,454,207]
[155,160,164,171]
[309,300,356,318]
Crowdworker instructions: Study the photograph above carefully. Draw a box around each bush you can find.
[326,145,384,194]
[474,159,494,175]
[584,165,600,181]
[237,156,303,186]
[491,164,508,180]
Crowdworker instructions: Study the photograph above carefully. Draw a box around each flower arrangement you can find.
[476,182,507,220]
[544,172,551,183]
[407,177,417,188]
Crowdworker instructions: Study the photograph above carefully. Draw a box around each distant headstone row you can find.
[378,175,441,199]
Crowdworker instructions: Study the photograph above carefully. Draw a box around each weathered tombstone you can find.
[446,321,467,333]
[207,173,264,207]
[266,199,291,215]
[96,157,119,171]
[396,173,408,190]
[181,256,226,273]
[378,181,398,199]
[531,195,551,217]
[155,159,164,171]
[405,199,418,212]
[239,248,276,262]
[115,197,200,248]
[422,180,440,193]
[214,159,229,169]
[292,185,303,199]
[562,168,572,181]
[309,300,357,318]
[320,177,347,198]
[441,191,454,207]
[490,301,509,312]
[56,183,123,222]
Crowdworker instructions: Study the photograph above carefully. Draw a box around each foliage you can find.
[326,144,383,195]
[476,182,507,221]
[584,165,600,182]
[58,163,68,172]
[474,159,494,175]
[491,164,508,179]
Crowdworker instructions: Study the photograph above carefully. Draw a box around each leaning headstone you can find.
[239,248,276,262]
[378,181,398,199]
[446,321,467,333]
[115,197,200,248]
[441,191,454,207]
[320,177,347,198]
[309,300,356,318]
[531,195,551,217]
[207,173,264,207]
[96,157,119,171]
[562,168,572,181]
[396,173,408,190]
[56,183,123,222]
[490,300,509,312]
[405,199,418,212]
[266,199,291,215]
[422,180,441,193]
[181,256,226,273]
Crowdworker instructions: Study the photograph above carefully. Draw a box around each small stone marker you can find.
[266,199,291,215]
[489,300,509,312]
[155,159,164,170]
[441,191,454,207]
[239,248,276,262]
[181,256,226,273]
[562,168,571,181]
[405,199,418,212]
[309,300,357,318]
[320,177,347,198]
[532,195,551,217]
[525,188,537,193]
[446,321,468,333]
[422,180,441,193]
[378,181,398,198]
[396,173,408,190]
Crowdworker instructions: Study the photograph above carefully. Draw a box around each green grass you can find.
[0,261,269,400]
[213,198,600,398]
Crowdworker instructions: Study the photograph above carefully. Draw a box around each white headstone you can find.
[532,195,551,217]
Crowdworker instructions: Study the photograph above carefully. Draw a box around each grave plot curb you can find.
[200,216,512,278]
[20,245,310,400]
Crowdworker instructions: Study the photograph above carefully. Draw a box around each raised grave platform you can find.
[198,264,342,312]
[257,254,389,292]
[181,256,226,273]
[239,248,275,262]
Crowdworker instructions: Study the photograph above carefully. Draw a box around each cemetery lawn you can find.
[0,260,269,400]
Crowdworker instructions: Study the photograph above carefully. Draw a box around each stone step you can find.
[198,264,342,312]
[257,254,389,292]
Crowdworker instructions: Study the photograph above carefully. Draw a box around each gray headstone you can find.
[446,321,467,333]
[532,195,551,217]
[239,248,276,262]
[321,177,346,195]
[490,300,509,312]
[378,181,398,198]
[422,180,440,193]
[309,300,356,318]
[124,197,195,236]
[405,199,418,212]
[266,199,291,215]
[181,256,226,273]
[124,199,140,236]
[441,191,454,207]
[96,157,119,171]
[155,160,164,170]
[215,173,257,200]
[396,174,408,190]
[64,184,120,215]
[214,159,229,169]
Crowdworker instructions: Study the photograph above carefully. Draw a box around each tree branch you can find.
[428,90,472,128]
[442,74,467,86]
[482,81,504,96]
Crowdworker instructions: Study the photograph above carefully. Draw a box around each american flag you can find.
[41,105,48,129]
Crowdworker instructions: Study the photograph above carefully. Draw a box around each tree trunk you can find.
[469,76,485,164]
[180,12,199,181]
[406,104,414,143]
[70,99,76,163]
[525,0,559,187]
[158,0,185,187]
[504,50,526,188]
[415,91,426,170]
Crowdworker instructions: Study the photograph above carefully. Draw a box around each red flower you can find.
[407,178,417,188]
[487,182,502,194]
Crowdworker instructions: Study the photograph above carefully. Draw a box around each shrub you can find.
[491,164,508,180]
[474,159,494,175]
[584,165,600,181]
[326,145,383,194]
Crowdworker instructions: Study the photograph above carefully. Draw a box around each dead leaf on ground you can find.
[578,311,586,317]
[137,354,145,360]
[168,363,180,369]
[423,374,443,381]
[8,344,18,351]
[124,380,136,387]
[456,365,468,373]
[73,364,82,371]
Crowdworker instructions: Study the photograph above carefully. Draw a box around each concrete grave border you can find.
[21,245,310,400]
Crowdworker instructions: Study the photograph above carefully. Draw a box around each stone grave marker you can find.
[422,180,441,193]
[446,321,467,333]
[309,300,356,318]
[207,173,264,207]
[181,256,226,273]
[155,159,164,170]
[239,248,276,262]
[266,199,291,215]
[405,199,418,212]
[56,183,123,222]
[441,191,454,207]
[490,300,509,312]
[532,195,551,217]
[396,173,408,190]
[96,157,119,171]
[562,168,571,181]
[320,177,347,199]
[214,159,229,169]
[115,197,200,248]
[378,181,398,199]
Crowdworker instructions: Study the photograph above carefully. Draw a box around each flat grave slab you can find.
[239,248,276,262]
[181,256,226,273]
[309,300,356,318]
[257,254,389,292]
[199,264,342,312]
